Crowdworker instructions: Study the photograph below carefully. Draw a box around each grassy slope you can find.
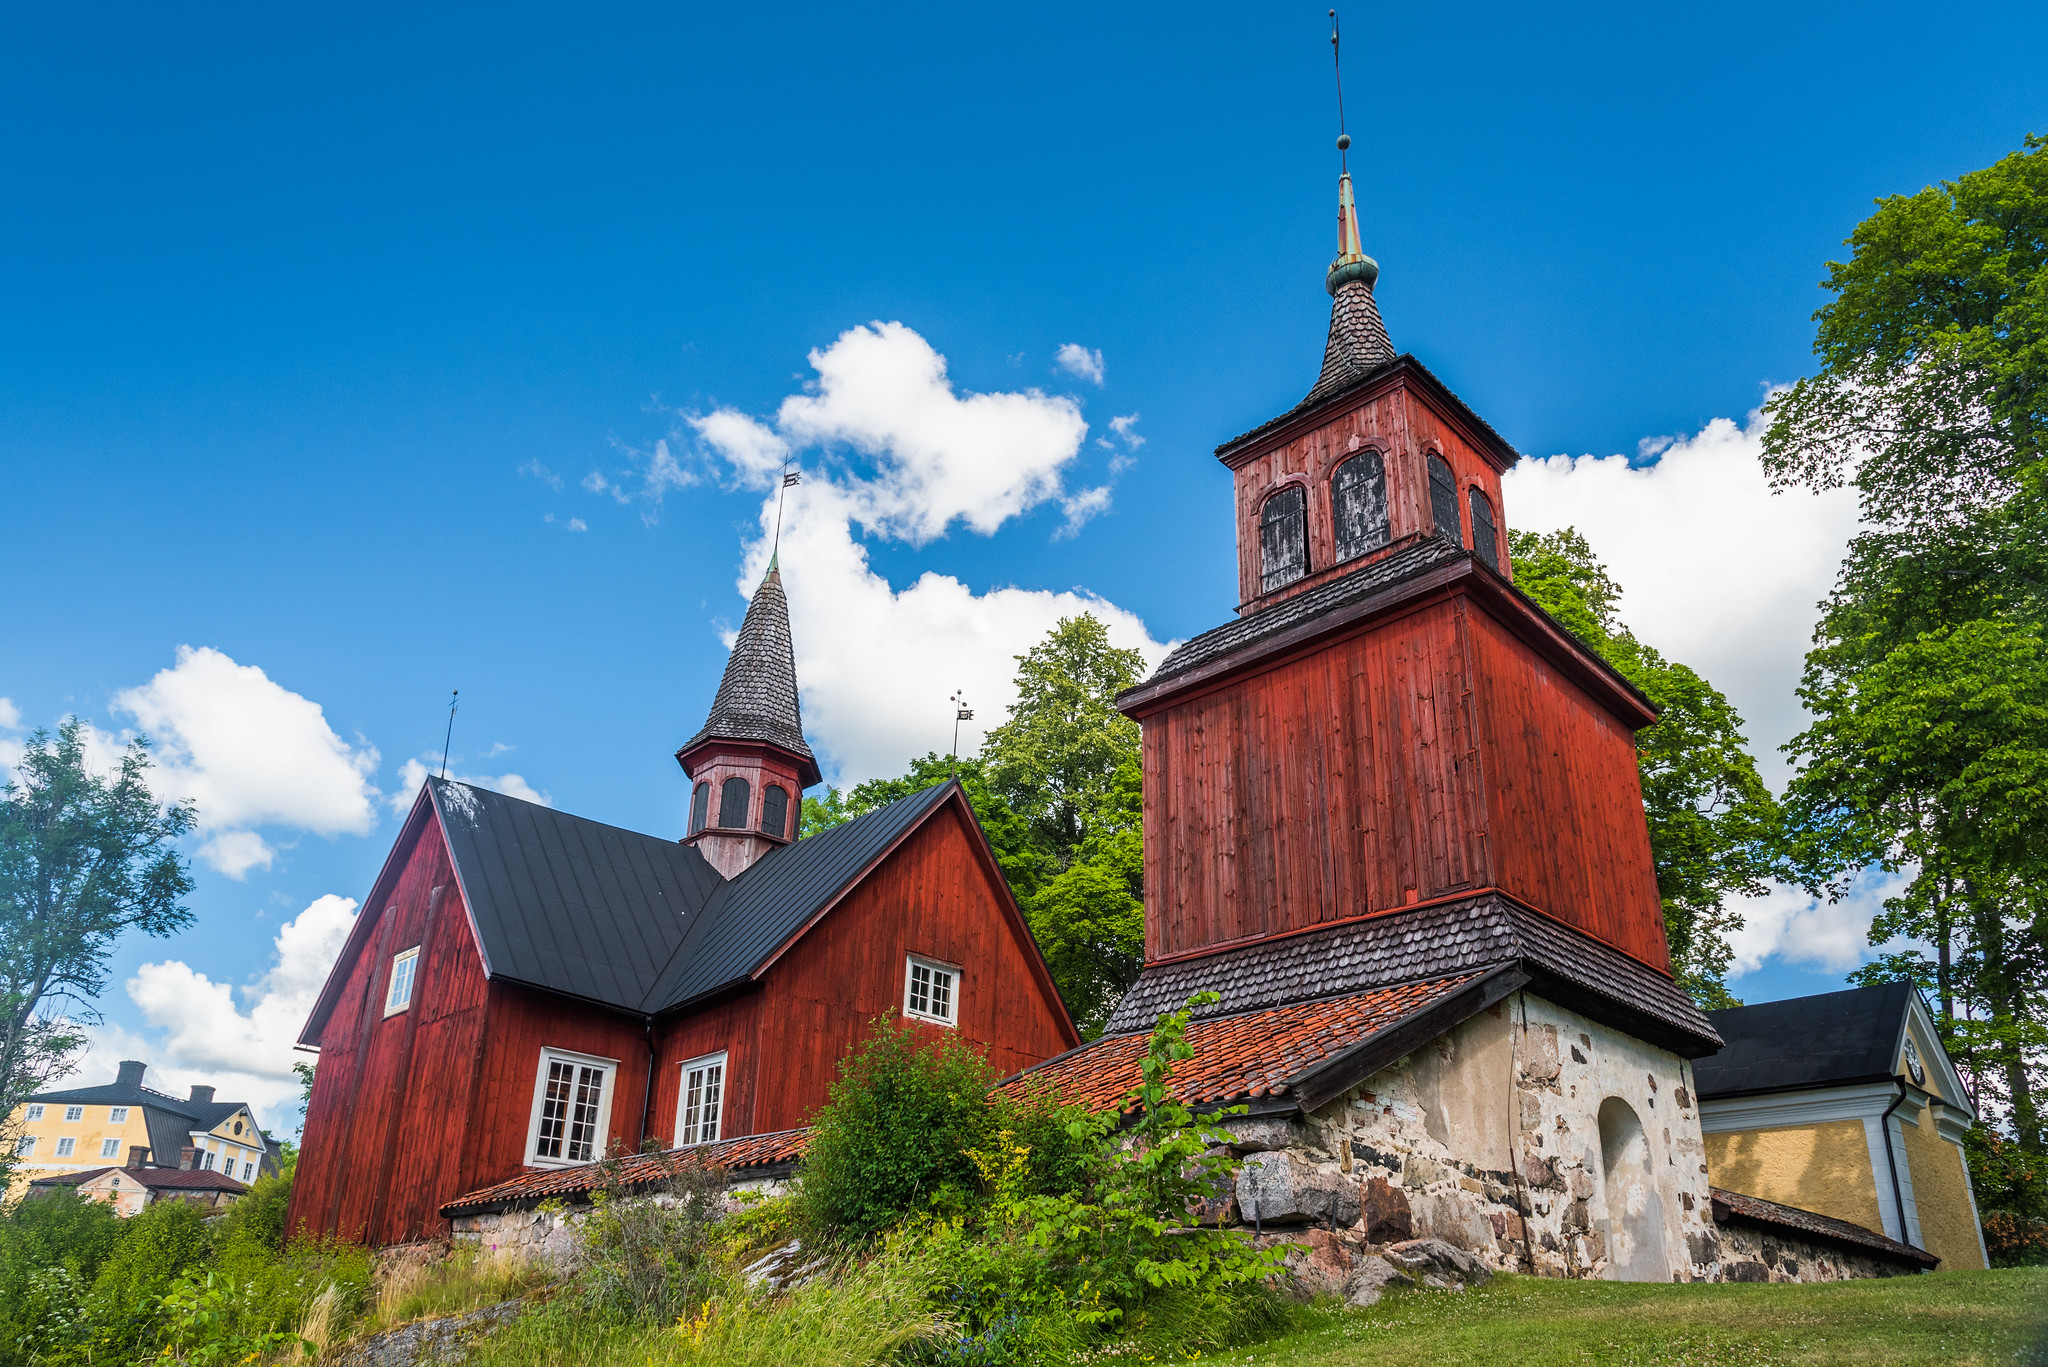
[1202,1270,2048,1367]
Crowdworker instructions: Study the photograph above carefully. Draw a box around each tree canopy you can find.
[0,721,195,1183]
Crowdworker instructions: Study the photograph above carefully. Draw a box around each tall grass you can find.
[365,1242,554,1333]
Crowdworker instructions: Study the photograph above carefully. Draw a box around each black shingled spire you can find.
[678,562,821,788]
[1303,169,1395,406]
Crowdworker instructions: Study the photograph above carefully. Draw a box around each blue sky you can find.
[4,2,2044,1128]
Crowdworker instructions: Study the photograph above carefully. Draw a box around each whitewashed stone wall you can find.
[1230,991,1721,1281]
[449,1174,791,1268]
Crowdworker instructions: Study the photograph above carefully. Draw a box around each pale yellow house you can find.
[1695,982,1987,1271]
[6,1060,278,1204]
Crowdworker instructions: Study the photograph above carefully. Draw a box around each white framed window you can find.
[56,1137,76,1157]
[14,1136,34,1156]
[109,1106,129,1123]
[904,955,959,1026]
[675,1052,727,1147]
[26,1104,44,1122]
[100,1138,121,1158]
[63,1105,83,1122]
[524,1047,617,1167]
[242,1160,255,1180]
[203,1149,217,1170]
[385,946,421,1015]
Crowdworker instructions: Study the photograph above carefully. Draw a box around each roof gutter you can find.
[1878,1076,1914,1247]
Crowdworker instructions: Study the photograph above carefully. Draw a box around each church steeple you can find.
[1304,167,1395,405]
[676,561,820,877]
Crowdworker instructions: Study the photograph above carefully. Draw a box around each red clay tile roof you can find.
[440,1127,811,1216]
[1003,973,1480,1115]
[1708,1187,1939,1268]
[31,1165,249,1193]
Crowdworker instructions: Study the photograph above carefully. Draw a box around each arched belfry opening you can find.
[1596,1096,1670,1281]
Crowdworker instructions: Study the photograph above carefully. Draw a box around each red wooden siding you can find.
[287,815,491,1245]
[1226,376,1511,615]
[1137,587,1670,971]
[648,802,1078,1143]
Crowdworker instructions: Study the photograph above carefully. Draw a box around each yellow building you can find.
[1694,982,1988,1271]
[6,1059,279,1206]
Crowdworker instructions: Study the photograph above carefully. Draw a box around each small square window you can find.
[25,1104,43,1122]
[385,946,421,1016]
[64,1105,84,1122]
[56,1137,76,1157]
[109,1106,129,1124]
[904,956,959,1026]
[101,1138,121,1158]
[14,1136,34,1156]
[675,1052,727,1147]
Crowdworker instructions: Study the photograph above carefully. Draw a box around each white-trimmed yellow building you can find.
[1695,982,1987,1271]
[6,1060,279,1204]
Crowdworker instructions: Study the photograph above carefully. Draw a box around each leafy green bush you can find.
[575,1156,727,1322]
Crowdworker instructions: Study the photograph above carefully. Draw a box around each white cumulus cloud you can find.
[1726,867,1915,977]
[99,646,382,878]
[61,894,360,1133]
[1501,404,1862,792]
[1054,343,1105,386]
[388,756,551,812]
[687,322,1166,785]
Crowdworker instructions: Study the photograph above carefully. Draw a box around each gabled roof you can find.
[1694,981,1952,1102]
[430,777,726,1012]
[677,564,821,787]
[641,782,955,1013]
[32,1166,251,1194]
[302,777,995,1041]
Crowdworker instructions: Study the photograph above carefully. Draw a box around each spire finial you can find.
[1304,7,1394,403]
[1324,9,1377,298]
[1330,10,1349,172]
[769,465,801,570]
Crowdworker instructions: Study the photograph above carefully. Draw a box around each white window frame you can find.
[63,1105,83,1122]
[109,1106,129,1123]
[14,1136,34,1156]
[674,1051,728,1148]
[100,1138,121,1158]
[385,946,421,1016]
[25,1104,43,1122]
[523,1046,618,1168]
[55,1136,76,1157]
[243,1160,255,1180]
[903,955,961,1027]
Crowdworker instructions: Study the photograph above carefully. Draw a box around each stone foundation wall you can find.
[1712,1219,1921,1282]
[1226,992,1732,1281]
[450,1174,790,1267]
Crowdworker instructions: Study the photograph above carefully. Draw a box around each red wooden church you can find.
[287,564,1079,1246]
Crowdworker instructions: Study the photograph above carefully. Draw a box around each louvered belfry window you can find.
[717,776,751,829]
[760,784,789,838]
[1259,485,1308,594]
[1427,454,1463,545]
[688,781,709,835]
[1468,488,1501,571]
[1332,451,1390,564]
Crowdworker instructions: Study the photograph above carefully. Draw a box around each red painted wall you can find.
[1133,587,1670,972]
[648,801,1078,1144]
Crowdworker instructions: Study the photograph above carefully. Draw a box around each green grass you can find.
[1193,1269,2048,1367]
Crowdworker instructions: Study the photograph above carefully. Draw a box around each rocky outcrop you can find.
[325,1299,523,1367]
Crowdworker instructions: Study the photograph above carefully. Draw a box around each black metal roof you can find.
[419,776,957,1020]
[1103,893,1722,1057]
[641,781,955,1012]
[1693,981,1917,1099]
[432,777,726,1011]
[678,565,821,787]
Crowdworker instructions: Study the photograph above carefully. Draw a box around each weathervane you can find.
[771,463,802,564]
[1330,9,1351,168]
[949,690,974,778]
[438,689,459,780]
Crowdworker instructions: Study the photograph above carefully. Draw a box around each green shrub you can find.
[91,1194,212,1305]
[798,1015,1006,1238]
[574,1156,726,1322]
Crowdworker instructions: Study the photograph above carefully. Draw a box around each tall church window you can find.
[1259,485,1308,594]
[1331,450,1390,564]
[1427,454,1462,544]
[760,784,790,838]
[688,781,709,835]
[718,777,751,829]
[1468,488,1501,571]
